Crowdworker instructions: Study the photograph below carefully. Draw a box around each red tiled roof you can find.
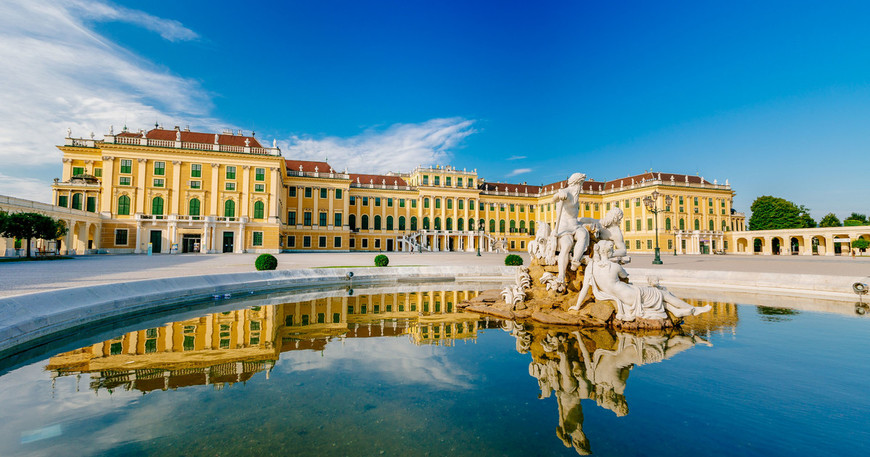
[116,128,263,148]
[149,128,262,147]
[285,160,336,173]
[479,182,542,194]
[350,173,408,187]
[538,180,605,193]
[602,172,710,190]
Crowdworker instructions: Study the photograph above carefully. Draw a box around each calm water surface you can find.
[0,288,868,456]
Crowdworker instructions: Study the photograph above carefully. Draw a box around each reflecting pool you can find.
[0,287,868,456]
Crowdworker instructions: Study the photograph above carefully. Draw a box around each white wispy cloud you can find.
[507,155,527,161]
[507,168,532,177]
[66,0,199,42]
[0,173,53,202]
[0,0,219,201]
[281,118,477,174]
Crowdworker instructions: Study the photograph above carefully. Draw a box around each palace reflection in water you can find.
[45,293,737,455]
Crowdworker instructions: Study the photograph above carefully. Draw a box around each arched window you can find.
[519,220,526,232]
[722,220,727,231]
[152,196,164,216]
[490,219,496,232]
[434,217,441,230]
[435,198,441,209]
[446,199,453,210]
[362,215,370,230]
[500,220,506,233]
[399,216,406,230]
[709,220,714,231]
[530,221,535,234]
[509,220,516,233]
[665,217,671,231]
[679,218,685,230]
[189,198,201,217]
[253,201,265,219]
[446,217,453,230]
[694,219,700,231]
[72,193,83,210]
[387,216,394,230]
[423,217,430,230]
[349,214,357,231]
[224,200,235,218]
[458,199,464,210]
[468,218,475,231]
[479,219,485,231]
[457,218,464,231]
[374,215,382,230]
[117,195,131,215]
[411,216,418,230]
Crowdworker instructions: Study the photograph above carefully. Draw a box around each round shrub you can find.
[255,253,278,271]
[504,254,523,266]
[374,254,389,267]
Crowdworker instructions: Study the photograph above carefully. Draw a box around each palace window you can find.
[58,195,68,207]
[647,240,653,249]
[447,199,453,210]
[303,236,311,248]
[94,168,102,177]
[375,197,381,206]
[120,159,132,174]
[362,215,370,230]
[117,195,131,215]
[153,178,164,188]
[119,176,131,186]
[288,211,296,225]
[115,229,128,245]
[320,188,328,199]
[458,199,464,210]
[288,236,296,247]
[423,175,429,185]
[254,201,265,219]
[305,187,312,198]
[349,196,355,205]
[319,212,327,226]
[335,189,343,199]
[625,220,631,232]
[71,193,82,210]
[153,161,165,176]
[319,236,327,248]
[457,178,463,187]
[226,166,236,180]
[72,166,84,176]
[636,219,641,231]
[388,198,393,207]
[446,177,451,186]
[424,198,430,209]
[435,198,441,209]
[334,212,342,227]
[334,236,342,248]
[434,176,440,186]
[636,240,641,249]
[225,182,235,191]
[387,216,394,230]
[191,164,202,177]
[152,196,164,216]
[255,168,265,181]
[362,196,369,206]
[224,200,235,218]
[647,218,653,230]
[253,232,263,246]
[255,183,265,192]
[189,198,201,217]
[399,216,406,230]
[304,211,312,226]
[399,199,405,208]
[411,199,417,208]
[289,187,297,197]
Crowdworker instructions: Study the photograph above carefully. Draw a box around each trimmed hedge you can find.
[255,253,278,271]
[374,254,389,267]
[504,254,523,266]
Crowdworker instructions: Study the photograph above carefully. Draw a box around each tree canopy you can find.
[844,212,869,226]
[0,212,68,258]
[748,196,816,231]
[819,213,842,227]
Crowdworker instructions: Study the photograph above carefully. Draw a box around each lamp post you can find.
[643,190,672,265]
[476,223,482,256]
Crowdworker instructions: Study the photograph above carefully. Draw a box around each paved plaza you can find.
[2,252,870,298]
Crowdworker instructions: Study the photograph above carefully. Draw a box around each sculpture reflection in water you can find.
[505,322,710,455]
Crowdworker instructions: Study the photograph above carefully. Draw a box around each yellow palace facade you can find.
[52,127,742,255]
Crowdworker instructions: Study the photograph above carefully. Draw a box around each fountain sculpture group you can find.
[462,172,712,329]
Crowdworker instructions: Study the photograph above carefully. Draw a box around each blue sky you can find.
[1,1,869,219]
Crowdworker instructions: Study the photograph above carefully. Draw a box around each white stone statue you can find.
[273,139,277,148]
[550,173,593,285]
[66,127,71,138]
[569,241,711,321]
[176,130,181,141]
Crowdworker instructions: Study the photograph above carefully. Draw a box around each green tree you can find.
[844,212,868,226]
[748,196,814,230]
[819,213,842,227]
[0,212,68,258]
[852,239,870,251]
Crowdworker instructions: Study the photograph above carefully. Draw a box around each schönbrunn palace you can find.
[40,126,745,256]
